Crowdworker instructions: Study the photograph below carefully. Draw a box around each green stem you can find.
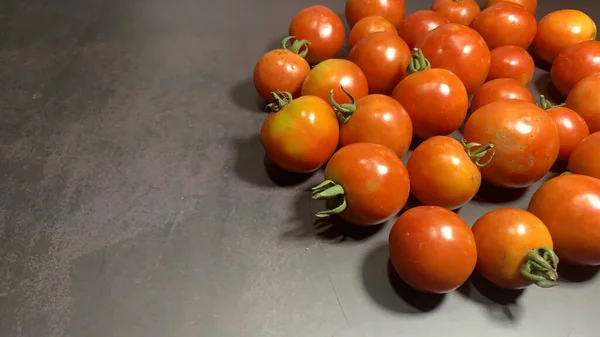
[520,246,560,288]
[281,36,310,58]
[330,85,357,124]
[406,48,431,76]
[538,95,566,110]
[265,91,293,112]
[462,139,495,168]
[560,171,573,176]
[311,180,347,217]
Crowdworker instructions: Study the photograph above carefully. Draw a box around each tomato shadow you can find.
[549,159,568,174]
[229,78,266,112]
[473,181,528,203]
[535,72,565,104]
[531,52,551,72]
[558,263,600,283]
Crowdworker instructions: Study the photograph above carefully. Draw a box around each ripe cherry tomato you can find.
[391,49,468,139]
[261,93,339,173]
[551,40,600,97]
[289,5,345,64]
[568,131,600,179]
[348,32,411,94]
[311,143,410,226]
[430,0,480,26]
[483,0,537,14]
[349,16,397,50]
[463,100,560,188]
[472,208,558,289]
[407,136,495,210]
[345,0,406,30]
[302,58,369,106]
[487,46,535,85]
[528,174,600,266]
[398,10,449,49]
[565,73,600,133]
[532,9,597,64]
[417,23,491,95]
[470,78,534,112]
[471,2,537,50]
[389,206,477,294]
[539,95,590,161]
[332,88,413,157]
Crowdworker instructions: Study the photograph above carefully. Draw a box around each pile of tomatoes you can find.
[253,0,600,294]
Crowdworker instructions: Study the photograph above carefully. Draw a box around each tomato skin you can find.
[417,23,491,95]
[289,6,345,65]
[389,206,477,294]
[398,10,449,49]
[542,105,590,161]
[348,32,411,94]
[551,40,600,97]
[430,0,480,26]
[338,94,413,157]
[565,73,600,133]
[349,16,397,50]
[260,95,339,173]
[483,0,537,14]
[470,78,534,112]
[532,9,597,64]
[345,0,406,30]
[568,131,600,179]
[463,100,560,188]
[528,174,600,266]
[302,59,369,106]
[487,46,535,85]
[471,2,537,50]
[471,208,554,289]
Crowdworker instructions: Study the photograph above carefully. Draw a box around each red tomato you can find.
[483,0,537,14]
[349,16,397,50]
[348,32,411,94]
[261,93,339,173]
[302,59,369,106]
[389,206,477,294]
[430,0,480,26]
[463,100,560,188]
[312,143,410,225]
[568,131,600,179]
[551,40,600,97]
[539,95,590,161]
[391,49,468,139]
[565,73,600,133]
[470,78,534,112]
[333,89,413,157]
[398,10,449,49]
[407,136,495,210]
[487,46,535,85]
[289,5,345,64]
[532,9,597,64]
[417,23,491,94]
[345,0,406,30]
[471,2,537,50]
[528,174,600,266]
[472,208,558,289]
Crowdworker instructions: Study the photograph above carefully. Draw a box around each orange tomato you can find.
[568,131,600,179]
[470,78,534,112]
[487,46,535,85]
[471,2,537,50]
[565,73,600,133]
[551,40,600,97]
[398,10,449,49]
[345,0,406,30]
[289,5,345,64]
[349,16,397,50]
[483,0,537,14]
[302,59,369,106]
[539,95,589,161]
[430,0,480,26]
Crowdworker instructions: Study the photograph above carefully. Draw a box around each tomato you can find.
[528,174,600,266]
[348,32,411,94]
[345,0,406,30]
[333,88,413,157]
[471,208,558,289]
[311,143,410,226]
[471,2,537,50]
[302,59,369,106]
[470,78,534,112]
[417,23,491,95]
[289,5,345,64]
[349,16,397,50]
[463,100,560,188]
[568,131,600,179]
[483,0,537,14]
[532,9,597,64]
[389,206,477,294]
[550,40,600,97]
[487,46,535,85]
[430,0,480,26]
[260,93,339,173]
[407,136,494,210]
[391,49,468,139]
[539,95,590,161]
[565,73,600,133]
[398,10,449,49]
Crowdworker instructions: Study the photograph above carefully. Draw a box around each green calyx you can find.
[538,95,566,110]
[330,85,357,124]
[265,91,293,112]
[406,48,431,76]
[560,171,573,176]
[281,36,310,58]
[462,139,495,168]
[311,180,347,217]
[520,246,560,288]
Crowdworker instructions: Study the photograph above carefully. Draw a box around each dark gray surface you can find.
[0,0,599,336]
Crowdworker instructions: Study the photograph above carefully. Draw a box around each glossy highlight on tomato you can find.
[539,95,589,161]
[302,58,369,106]
[345,0,407,30]
[289,5,345,64]
[430,0,480,26]
[470,78,534,113]
[484,0,537,14]
[551,40,600,97]
[398,10,449,49]
[487,46,535,85]
[565,73,600,133]
[349,16,397,50]
[568,131,600,179]
[471,2,537,50]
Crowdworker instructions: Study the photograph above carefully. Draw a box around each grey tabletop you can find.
[0,0,599,336]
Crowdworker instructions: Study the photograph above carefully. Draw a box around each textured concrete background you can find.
[0,0,599,336]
